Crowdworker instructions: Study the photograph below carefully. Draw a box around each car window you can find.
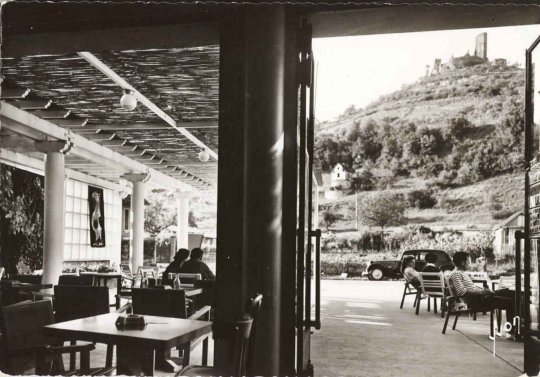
[436,251,451,263]
[418,251,428,260]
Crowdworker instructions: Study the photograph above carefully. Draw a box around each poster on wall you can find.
[88,186,106,248]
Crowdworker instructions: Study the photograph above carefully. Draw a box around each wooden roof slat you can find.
[77,51,218,161]
[12,99,52,110]
[1,88,30,99]
[29,109,71,119]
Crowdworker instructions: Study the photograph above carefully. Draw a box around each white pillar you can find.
[176,191,189,252]
[123,173,148,274]
[35,141,70,289]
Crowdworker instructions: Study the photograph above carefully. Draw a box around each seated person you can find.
[402,255,421,288]
[163,248,190,278]
[421,252,440,273]
[179,247,216,281]
[449,251,515,329]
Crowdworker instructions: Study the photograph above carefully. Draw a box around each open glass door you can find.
[523,35,540,376]
[296,20,321,377]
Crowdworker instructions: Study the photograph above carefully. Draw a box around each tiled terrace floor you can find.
[312,280,524,377]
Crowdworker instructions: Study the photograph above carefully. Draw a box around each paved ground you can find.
[312,280,524,377]
[20,279,525,376]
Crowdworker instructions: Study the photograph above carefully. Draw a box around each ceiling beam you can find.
[78,51,218,161]
[83,120,218,131]
[1,101,196,192]
[1,149,121,191]
[29,110,71,119]
[309,4,540,38]
[3,22,219,57]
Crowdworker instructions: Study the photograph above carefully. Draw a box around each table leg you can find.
[155,348,183,372]
[117,344,155,376]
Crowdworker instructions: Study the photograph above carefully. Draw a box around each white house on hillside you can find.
[493,211,524,256]
[330,163,351,189]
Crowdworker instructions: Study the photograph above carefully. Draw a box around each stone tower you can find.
[431,59,441,75]
[474,32,487,60]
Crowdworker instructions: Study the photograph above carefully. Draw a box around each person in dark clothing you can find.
[421,253,441,273]
[163,248,190,278]
[179,247,215,280]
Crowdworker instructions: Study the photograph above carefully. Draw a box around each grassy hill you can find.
[317,62,524,135]
[316,61,525,232]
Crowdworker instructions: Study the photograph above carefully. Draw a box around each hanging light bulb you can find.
[198,148,210,162]
[120,89,137,111]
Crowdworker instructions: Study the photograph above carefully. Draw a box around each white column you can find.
[176,191,189,252]
[123,173,148,274]
[35,140,70,290]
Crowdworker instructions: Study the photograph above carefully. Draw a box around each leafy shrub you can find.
[407,189,437,209]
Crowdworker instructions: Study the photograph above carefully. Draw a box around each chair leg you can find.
[434,297,438,314]
[427,297,431,312]
[69,340,76,370]
[413,293,418,308]
[202,338,209,366]
[490,310,494,338]
[443,308,452,334]
[106,344,114,367]
[400,284,407,309]
[415,293,421,315]
[473,312,477,321]
[452,312,460,330]
[80,350,90,371]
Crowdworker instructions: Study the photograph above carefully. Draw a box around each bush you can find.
[407,189,437,209]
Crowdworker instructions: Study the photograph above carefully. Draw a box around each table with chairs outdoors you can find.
[0,266,261,377]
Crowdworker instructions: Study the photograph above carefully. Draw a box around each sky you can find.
[313,25,540,122]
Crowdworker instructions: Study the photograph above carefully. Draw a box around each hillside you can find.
[316,61,525,231]
[317,62,523,135]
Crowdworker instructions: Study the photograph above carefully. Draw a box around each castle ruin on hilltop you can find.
[427,32,507,76]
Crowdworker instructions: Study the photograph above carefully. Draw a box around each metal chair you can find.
[0,300,98,375]
[399,278,421,310]
[418,272,446,316]
[442,276,495,335]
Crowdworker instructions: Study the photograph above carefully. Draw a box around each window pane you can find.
[74,198,81,213]
[65,213,73,227]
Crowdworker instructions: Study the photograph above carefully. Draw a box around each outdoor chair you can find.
[178,293,263,377]
[53,285,114,371]
[417,272,446,316]
[177,318,253,377]
[399,278,421,310]
[58,274,94,286]
[131,288,212,372]
[0,299,101,375]
[442,276,495,335]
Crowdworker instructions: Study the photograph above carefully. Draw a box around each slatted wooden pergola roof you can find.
[0,45,219,191]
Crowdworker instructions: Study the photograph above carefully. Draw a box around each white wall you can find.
[64,179,122,267]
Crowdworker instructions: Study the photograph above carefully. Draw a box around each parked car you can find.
[366,249,453,281]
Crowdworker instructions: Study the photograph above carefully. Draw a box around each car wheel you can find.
[369,268,384,281]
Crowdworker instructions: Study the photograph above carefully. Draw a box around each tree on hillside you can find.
[322,208,341,231]
[360,193,407,230]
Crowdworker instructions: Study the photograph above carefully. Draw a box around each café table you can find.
[0,281,53,305]
[43,312,212,376]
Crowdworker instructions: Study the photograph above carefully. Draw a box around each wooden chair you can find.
[442,276,495,335]
[53,285,114,371]
[0,300,98,375]
[178,293,263,377]
[177,318,253,377]
[418,272,446,316]
[131,288,212,372]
